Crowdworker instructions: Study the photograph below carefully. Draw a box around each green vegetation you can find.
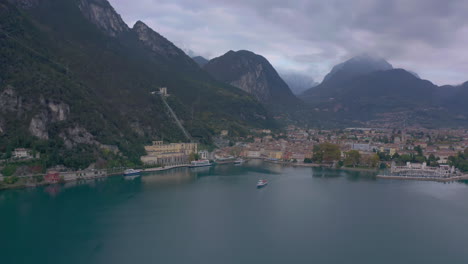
[3,176,19,185]
[344,150,361,167]
[189,153,200,162]
[1,164,17,176]
[448,148,468,172]
[312,143,341,163]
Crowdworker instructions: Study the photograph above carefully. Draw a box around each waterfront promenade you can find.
[377,174,468,182]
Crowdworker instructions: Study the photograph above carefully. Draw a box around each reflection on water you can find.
[142,167,196,187]
[311,167,378,182]
[43,178,108,197]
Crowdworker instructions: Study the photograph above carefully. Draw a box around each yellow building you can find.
[268,150,283,160]
[141,141,198,166]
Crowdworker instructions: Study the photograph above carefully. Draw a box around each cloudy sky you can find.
[109,0,468,85]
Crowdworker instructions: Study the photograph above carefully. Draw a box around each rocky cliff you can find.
[204,50,299,108]
[78,0,129,37]
[132,21,196,67]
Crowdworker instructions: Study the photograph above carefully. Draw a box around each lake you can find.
[1,160,468,264]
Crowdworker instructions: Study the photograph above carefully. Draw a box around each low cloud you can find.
[109,0,468,85]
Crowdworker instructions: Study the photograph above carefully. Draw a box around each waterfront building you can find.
[389,162,460,178]
[198,150,209,160]
[245,150,261,158]
[141,141,198,166]
[45,171,60,183]
[268,150,283,160]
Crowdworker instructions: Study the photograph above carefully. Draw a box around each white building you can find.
[198,150,209,160]
[12,148,32,159]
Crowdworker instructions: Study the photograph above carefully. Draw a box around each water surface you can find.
[1,161,467,264]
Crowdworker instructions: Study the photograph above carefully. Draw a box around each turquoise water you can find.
[1,161,468,264]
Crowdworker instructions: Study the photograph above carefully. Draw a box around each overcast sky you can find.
[109,0,468,85]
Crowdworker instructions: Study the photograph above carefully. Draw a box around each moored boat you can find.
[234,158,245,164]
[257,179,268,188]
[124,169,141,176]
[189,159,212,168]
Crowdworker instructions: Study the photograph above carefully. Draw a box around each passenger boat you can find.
[123,169,141,176]
[257,179,268,188]
[189,159,212,168]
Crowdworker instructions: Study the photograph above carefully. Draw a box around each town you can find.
[1,125,468,190]
[214,126,468,169]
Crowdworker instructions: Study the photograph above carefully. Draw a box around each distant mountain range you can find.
[279,72,318,95]
[0,0,275,168]
[203,50,300,109]
[300,55,468,127]
[192,56,209,67]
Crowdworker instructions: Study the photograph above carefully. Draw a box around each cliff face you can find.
[132,21,196,67]
[77,0,128,37]
[133,21,183,58]
[204,50,299,108]
[230,62,271,103]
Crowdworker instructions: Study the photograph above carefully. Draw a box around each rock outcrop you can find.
[29,113,49,140]
[204,50,299,107]
[132,21,197,68]
[60,126,97,148]
[78,0,129,37]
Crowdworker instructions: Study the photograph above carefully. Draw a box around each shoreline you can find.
[263,159,378,172]
[376,174,468,182]
[2,161,467,191]
[1,164,193,191]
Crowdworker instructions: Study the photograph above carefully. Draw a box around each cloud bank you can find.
[109,0,468,85]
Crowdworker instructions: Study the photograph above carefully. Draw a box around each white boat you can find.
[257,179,268,188]
[189,159,212,168]
[124,169,141,176]
[234,158,245,164]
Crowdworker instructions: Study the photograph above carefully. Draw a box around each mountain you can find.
[203,50,299,108]
[301,55,394,104]
[441,81,468,115]
[0,0,275,169]
[322,54,393,85]
[279,72,318,95]
[192,56,209,67]
[300,54,468,127]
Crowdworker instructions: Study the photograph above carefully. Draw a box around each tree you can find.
[427,154,437,166]
[313,143,341,163]
[399,154,412,164]
[344,150,361,167]
[189,152,200,161]
[303,158,313,163]
[1,164,17,177]
[414,145,423,156]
